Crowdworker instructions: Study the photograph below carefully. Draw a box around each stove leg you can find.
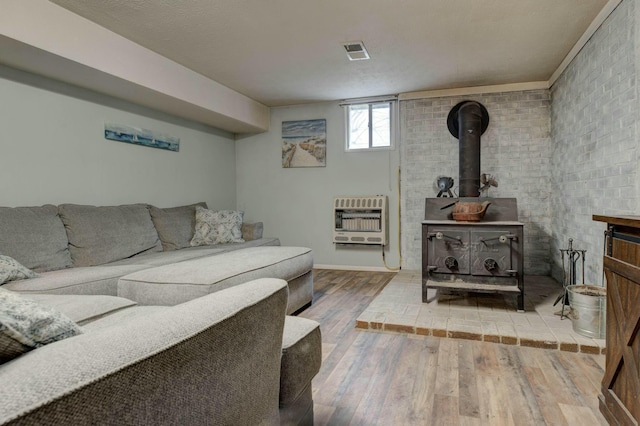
[426,292,438,303]
[422,282,438,303]
[517,293,525,312]
[517,269,525,312]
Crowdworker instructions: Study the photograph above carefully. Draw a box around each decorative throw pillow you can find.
[190,206,245,246]
[0,288,82,364]
[0,255,37,285]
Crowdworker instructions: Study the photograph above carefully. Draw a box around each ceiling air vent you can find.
[343,41,370,61]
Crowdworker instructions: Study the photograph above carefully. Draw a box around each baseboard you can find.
[313,264,397,272]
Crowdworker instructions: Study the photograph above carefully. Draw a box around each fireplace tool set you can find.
[554,238,586,319]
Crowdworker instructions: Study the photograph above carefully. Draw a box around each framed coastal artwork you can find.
[104,123,180,152]
[282,119,326,168]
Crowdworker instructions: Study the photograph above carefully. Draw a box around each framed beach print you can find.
[282,119,326,168]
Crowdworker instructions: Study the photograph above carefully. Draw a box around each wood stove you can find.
[422,197,525,311]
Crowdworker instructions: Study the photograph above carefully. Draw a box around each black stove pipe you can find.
[447,101,490,197]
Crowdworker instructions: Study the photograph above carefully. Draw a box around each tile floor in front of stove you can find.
[355,270,606,354]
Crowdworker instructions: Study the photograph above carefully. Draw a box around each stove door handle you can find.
[505,269,517,276]
[429,232,462,243]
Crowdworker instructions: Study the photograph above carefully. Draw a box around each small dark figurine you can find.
[436,176,454,197]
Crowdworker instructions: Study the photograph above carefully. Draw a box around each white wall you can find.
[0,65,237,209]
[236,102,401,269]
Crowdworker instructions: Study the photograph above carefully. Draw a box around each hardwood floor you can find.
[300,269,607,426]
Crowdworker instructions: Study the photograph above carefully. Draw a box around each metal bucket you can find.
[567,285,606,339]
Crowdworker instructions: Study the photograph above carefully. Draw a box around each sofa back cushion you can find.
[0,205,73,272]
[59,204,162,267]
[149,202,207,251]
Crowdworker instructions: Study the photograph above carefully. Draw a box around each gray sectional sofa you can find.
[1,203,314,314]
[0,203,321,425]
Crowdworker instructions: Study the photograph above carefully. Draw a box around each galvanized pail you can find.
[567,285,606,339]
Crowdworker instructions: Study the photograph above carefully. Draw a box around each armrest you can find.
[0,278,288,426]
[242,221,264,241]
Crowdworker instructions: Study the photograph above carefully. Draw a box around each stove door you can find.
[427,227,470,274]
[471,231,513,277]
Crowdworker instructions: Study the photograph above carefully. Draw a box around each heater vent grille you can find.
[333,196,387,245]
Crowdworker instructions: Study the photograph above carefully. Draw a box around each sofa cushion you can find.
[149,202,207,251]
[0,255,37,285]
[81,306,168,331]
[107,238,281,267]
[118,246,313,306]
[108,246,227,266]
[0,288,82,364]
[0,205,73,272]
[198,237,281,252]
[59,204,162,267]
[191,206,244,246]
[2,264,150,296]
[26,294,138,325]
[280,316,322,405]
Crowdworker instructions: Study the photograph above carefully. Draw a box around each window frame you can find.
[344,98,397,152]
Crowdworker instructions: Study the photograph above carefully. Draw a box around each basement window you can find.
[343,97,397,151]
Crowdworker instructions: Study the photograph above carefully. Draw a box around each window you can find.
[344,98,397,151]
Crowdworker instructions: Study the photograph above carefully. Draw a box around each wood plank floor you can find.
[300,269,607,426]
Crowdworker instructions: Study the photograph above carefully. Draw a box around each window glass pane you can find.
[371,103,391,147]
[348,105,370,149]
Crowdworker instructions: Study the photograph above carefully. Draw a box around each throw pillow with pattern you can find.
[0,255,37,285]
[190,206,245,246]
[0,287,82,364]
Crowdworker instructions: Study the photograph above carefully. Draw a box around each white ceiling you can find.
[50,0,610,107]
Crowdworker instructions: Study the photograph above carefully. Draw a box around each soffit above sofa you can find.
[0,0,270,135]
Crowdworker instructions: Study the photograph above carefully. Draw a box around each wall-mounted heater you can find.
[333,196,388,245]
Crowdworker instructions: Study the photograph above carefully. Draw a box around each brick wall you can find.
[400,91,552,274]
[550,0,638,285]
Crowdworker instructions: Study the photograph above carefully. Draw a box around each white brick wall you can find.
[550,0,638,285]
[400,91,552,274]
